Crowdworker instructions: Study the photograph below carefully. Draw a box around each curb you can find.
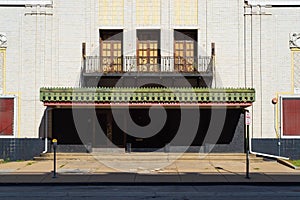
[1,182,300,186]
[277,159,300,170]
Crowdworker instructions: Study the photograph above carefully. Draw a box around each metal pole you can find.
[244,5,247,88]
[246,123,250,179]
[245,110,250,179]
[52,139,57,178]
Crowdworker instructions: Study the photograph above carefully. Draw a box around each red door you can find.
[0,98,14,136]
[282,98,300,136]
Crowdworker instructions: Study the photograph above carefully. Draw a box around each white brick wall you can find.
[245,7,300,138]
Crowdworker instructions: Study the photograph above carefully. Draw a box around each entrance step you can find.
[92,148,125,153]
[34,153,265,162]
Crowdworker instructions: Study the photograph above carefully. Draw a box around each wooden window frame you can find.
[174,30,198,72]
[137,41,159,72]
[100,30,123,73]
[136,30,161,72]
[100,40,122,72]
[174,40,196,72]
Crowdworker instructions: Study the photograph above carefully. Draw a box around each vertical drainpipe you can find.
[245,2,286,159]
[42,107,49,154]
[244,3,247,88]
[246,107,289,159]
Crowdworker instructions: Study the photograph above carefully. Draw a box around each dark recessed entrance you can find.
[51,108,244,152]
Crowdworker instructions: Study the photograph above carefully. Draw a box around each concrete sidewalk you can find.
[0,153,299,184]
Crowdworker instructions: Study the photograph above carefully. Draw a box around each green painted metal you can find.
[40,87,255,103]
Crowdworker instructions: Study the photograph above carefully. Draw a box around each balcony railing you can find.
[83,56,213,74]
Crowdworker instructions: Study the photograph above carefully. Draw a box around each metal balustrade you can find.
[82,56,213,74]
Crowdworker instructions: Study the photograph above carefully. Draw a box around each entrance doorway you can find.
[137,30,161,72]
[50,108,244,152]
[99,29,123,72]
[174,29,197,72]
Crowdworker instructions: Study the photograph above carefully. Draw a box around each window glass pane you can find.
[150,58,157,64]
[150,51,154,57]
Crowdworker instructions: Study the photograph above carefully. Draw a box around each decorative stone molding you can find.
[0,33,7,48]
[290,33,300,49]
[0,48,4,94]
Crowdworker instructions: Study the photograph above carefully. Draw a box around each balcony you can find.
[80,42,216,88]
[80,55,214,88]
[82,56,213,74]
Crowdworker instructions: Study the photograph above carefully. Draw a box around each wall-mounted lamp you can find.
[272,97,278,105]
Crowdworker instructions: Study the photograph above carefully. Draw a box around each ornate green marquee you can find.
[40,87,255,104]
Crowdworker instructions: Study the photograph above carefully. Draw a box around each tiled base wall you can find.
[0,138,44,161]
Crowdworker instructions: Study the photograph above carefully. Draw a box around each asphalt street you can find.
[0,185,300,200]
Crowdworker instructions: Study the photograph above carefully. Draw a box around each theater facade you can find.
[0,0,299,159]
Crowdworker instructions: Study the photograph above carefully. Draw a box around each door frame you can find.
[136,29,161,72]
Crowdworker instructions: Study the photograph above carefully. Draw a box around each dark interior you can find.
[51,108,243,149]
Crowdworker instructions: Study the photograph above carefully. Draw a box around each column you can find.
[161,0,173,71]
[123,0,137,71]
